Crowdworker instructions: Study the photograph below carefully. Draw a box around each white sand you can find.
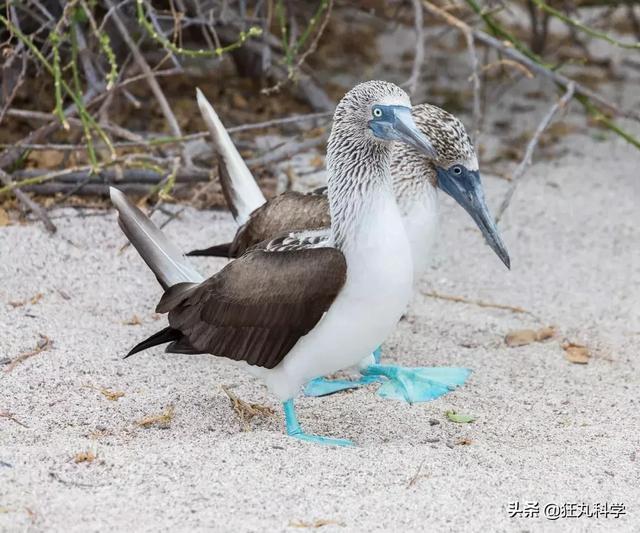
[2,126,639,532]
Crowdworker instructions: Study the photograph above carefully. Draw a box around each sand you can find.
[2,122,639,532]
[2,38,640,528]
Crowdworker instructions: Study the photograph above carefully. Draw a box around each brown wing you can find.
[156,247,346,369]
[230,191,330,257]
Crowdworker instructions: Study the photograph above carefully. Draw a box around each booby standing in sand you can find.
[111,81,439,446]
[187,90,510,401]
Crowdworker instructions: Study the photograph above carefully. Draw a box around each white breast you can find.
[400,186,439,281]
[256,189,414,400]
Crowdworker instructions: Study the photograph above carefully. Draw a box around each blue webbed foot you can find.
[303,375,384,397]
[361,365,471,404]
[288,430,355,447]
[283,399,355,447]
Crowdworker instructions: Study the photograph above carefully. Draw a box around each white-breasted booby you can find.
[186,91,510,401]
[111,80,440,446]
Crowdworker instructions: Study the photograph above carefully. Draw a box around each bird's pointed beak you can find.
[436,167,511,269]
[391,107,438,159]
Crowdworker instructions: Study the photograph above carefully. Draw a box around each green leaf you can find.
[446,411,476,424]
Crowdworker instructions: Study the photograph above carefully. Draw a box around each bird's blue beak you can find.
[369,105,437,158]
[436,165,510,269]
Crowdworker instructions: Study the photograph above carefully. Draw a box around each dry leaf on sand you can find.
[123,315,142,326]
[563,342,590,364]
[505,326,556,347]
[535,326,556,341]
[101,388,124,401]
[289,519,344,528]
[137,405,175,428]
[74,451,96,464]
[505,329,537,347]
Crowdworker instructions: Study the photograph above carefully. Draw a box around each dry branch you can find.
[424,290,537,318]
[4,110,332,151]
[103,0,184,147]
[0,169,56,233]
[470,17,640,124]
[0,411,29,428]
[495,83,576,223]
[423,2,482,141]
[404,0,425,97]
[221,386,274,431]
[4,335,53,373]
[424,0,640,160]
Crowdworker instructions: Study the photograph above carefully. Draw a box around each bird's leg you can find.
[283,399,354,447]
[303,344,470,403]
[302,347,385,398]
[360,365,472,404]
[303,375,383,397]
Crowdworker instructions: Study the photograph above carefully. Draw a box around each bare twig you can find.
[4,335,53,374]
[136,405,175,428]
[407,459,427,488]
[0,165,95,196]
[104,0,186,160]
[12,166,208,184]
[4,110,333,151]
[291,0,334,71]
[495,83,575,223]
[246,135,326,167]
[403,0,425,97]
[427,0,640,128]
[532,0,640,50]
[259,1,334,110]
[0,169,57,233]
[0,6,27,125]
[0,411,29,428]
[3,109,142,143]
[23,183,179,197]
[0,122,59,171]
[73,23,103,93]
[157,206,186,231]
[424,290,537,318]
[221,385,274,431]
[471,21,639,123]
[227,111,333,133]
[423,2,481,141]
[9,128,323,195]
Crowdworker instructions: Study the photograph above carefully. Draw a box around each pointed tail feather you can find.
[186,242,233,258]
[110,187,204,289]
[196,88,265,225]
[124,327,182,358]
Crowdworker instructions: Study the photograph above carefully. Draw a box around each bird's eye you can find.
[372,107,383,118]
[452,166,463,175]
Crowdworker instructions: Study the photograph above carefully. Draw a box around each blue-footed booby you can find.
[186,90,510,401]
[111,80,440,446]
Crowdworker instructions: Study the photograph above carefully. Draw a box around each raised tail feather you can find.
[109,187,204,289]
[124,327,182,358]
[196,88,266,225]
[186,242,233,258]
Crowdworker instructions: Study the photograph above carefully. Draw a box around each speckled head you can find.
[327,81,438,250]
[391,104,478,188]
[414,104,478,171]
[392,103,510,269]
[329,81,437,157]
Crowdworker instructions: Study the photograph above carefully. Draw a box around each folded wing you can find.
[158,247,346,369]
